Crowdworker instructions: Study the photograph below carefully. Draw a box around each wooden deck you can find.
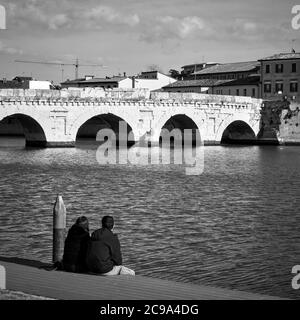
[0,257,284,300]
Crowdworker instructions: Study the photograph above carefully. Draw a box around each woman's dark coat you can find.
[62,224,90,272]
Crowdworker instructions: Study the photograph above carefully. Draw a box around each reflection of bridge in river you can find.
[0,91,263,147]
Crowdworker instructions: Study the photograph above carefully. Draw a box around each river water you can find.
[0,138,299,299]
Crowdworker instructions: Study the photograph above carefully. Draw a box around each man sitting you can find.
[86,216,135,276]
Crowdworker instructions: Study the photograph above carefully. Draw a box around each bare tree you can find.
[145,64,164,73]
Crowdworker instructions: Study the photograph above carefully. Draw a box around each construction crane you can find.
[15,58,107,82]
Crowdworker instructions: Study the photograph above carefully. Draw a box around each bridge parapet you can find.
[0,100,260,115]
[0,98,262,112]
[0,88,263,109]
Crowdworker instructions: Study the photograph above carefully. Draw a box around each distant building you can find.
[161,79,232,93]
[209,75,260,98]
[192,61,260,81]
[259,52,300,100]
[61,71,175,91]
[61,75,132,89]
[29,80,53,89]
[162,61,261,98]
[162,75,260,98]
[0,76,52,89]
[133,71,176,91]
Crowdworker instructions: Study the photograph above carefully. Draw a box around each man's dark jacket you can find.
[86,228,122,273]
[62,224,90,272]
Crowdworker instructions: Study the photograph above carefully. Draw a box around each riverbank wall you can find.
[258,100,300,145]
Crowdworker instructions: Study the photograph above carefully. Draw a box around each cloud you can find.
[83,6,140,27]
[48,14,71,30]
[218,18,293,43]
[2,0,293,51]
[0,41,23,55]
[5,1,140,31]
[140,15,206,42]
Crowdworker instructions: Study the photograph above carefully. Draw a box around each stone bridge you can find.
[0,90,263,147]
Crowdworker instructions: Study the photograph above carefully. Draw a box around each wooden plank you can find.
[0,259,285,300]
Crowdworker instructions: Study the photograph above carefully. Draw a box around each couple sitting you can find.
[62,215,135,276]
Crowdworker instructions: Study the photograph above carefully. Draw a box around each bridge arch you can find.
[216,117,258,144]
[151,110,205,144]
[0,113,48,147]
[71,111,138,145]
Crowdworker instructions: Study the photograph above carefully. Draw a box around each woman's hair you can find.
[76,216,89,231]
[102,215,114,230]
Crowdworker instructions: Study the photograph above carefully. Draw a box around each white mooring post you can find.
[0,265,6,289]
[53,195,67,263]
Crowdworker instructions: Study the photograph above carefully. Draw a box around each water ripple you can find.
[0,144,300,299]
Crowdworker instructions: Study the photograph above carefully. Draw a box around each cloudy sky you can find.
[0,0,299,83]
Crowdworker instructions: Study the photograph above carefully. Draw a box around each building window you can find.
[292,63,297,73]
[243,88,247,96]
[264,82,271,93]
[236,89,240,96]
[252,88,256,97]
[228,89,231,95]
[275,64,283,73]
[266,64,270,73]
[275,81,283,93]
[290,81,298,93]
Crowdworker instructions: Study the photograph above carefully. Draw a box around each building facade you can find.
[259,52,300,101]
[61,71,176,91]
[161,79,232,93]
[162,61,261,98]
[61,76,132,89]
[162,76,260,98]
[209,76,260,98]
[0,76,52,89]
[134,71,176,91]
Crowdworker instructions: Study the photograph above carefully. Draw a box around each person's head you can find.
[76,216,89,232]
[102,215,114,230]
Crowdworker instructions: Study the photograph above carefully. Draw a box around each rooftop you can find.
[192,61,260,75]
[259,52,300,61]
[136,70,175,79]
[61,76,128,85]
[182,62,219,69]
[13,76,33,81]
[182,63,207,68]
[163,79,233,88]
[214,75,260,87]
